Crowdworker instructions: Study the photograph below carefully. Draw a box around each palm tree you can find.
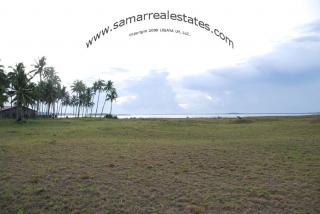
[42,80,59,117]
[87,101,94,117]
[1,62,14,108]
[89,85,96,117]
[61,91,70,117]
[58,86,67,117]
[71,80,86,117]
[93,80,106,117]
[0,63,9,109]
[84,87,93,117]
[37,81,47,116]
[70,95,78,117]
[101,80,113,116]
[30,56,46,114]
[106,88,118,115]
[40,67,61,117]
[30,83,40,111]
[79,91,86,117]
[8,63,35,121]
[43,67,60,83]
[31,56,46,82]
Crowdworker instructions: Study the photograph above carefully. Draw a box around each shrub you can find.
[104,114,118,119]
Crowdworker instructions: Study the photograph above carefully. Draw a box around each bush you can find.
[104,114,118,119]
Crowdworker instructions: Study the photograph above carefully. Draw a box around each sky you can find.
[1,0,320,114]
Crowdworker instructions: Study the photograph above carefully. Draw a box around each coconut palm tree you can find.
[1,62,14,108]
[43,67,60,83]
[62,91,71,116]
[31,56,46,82]
[88,85,96,117]
[8,63,36,121]
[42,80,59,117]
[93,80,106,117]
[71,80,86,117]
[84,87,94,117]
[30,83,41,111]
[101,80,113,116]
[58,86,67,117]
[79,91,87,117]
[37,80,47,116]
[40,67,61,117]
[61,91,70,117]
[106,87,118,115]
[70,95,78,117]
[0,63,9,109]
[30,56,47,114]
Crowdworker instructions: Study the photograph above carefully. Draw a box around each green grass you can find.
[0,116,320,213]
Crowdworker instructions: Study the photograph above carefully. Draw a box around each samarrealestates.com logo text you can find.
[86,10,234,49]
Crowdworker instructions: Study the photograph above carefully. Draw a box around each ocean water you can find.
[116,113,316,119]
[55,113,317,119]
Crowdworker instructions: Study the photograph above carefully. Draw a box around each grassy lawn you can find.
[0,116,319,213]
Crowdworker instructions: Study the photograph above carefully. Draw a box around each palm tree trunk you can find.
[16,106,20,121]
[90,106,93,117]
[57,102,60,117]
[60,103,63,118]
[53,102,56,119]
[64,105,68,118]
[21,106,25,121]
[89,95,94,117]
[82,106,84,117]
[56,102,58,117]
[77,103,80,118]
[89,96,94,117]
[17,105,23,122]
[40,102,43,116]
[47,103,51,116]
[109,101,113,115]
[36,101,39,114]
[95,91,100,117]
[101,100,107,117]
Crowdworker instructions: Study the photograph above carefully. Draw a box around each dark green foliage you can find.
[8,63,36,121]
[1,57,118,120]
[0,62,9,108]
[104,114,118,119]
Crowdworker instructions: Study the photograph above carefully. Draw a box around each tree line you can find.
[0,57,118,121]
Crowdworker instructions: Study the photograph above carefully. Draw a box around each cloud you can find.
[116,95,137,105]
[108,67,130,73]
[295,35,320,42]
[298,20,320,33]
[114,71,182,114]
[102,20,320,114]
[111,20,320,114]
[180,21,320,113]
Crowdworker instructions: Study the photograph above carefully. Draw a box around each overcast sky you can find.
[1,0,319,114]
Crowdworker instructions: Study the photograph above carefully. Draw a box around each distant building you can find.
[0,106,36,119]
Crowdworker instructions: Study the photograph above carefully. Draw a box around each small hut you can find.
[0,106,36,119]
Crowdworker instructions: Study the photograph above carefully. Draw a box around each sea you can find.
[56,113,318,119]
[116,113,317,119]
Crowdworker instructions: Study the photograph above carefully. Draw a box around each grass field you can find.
[0,116,320,213]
